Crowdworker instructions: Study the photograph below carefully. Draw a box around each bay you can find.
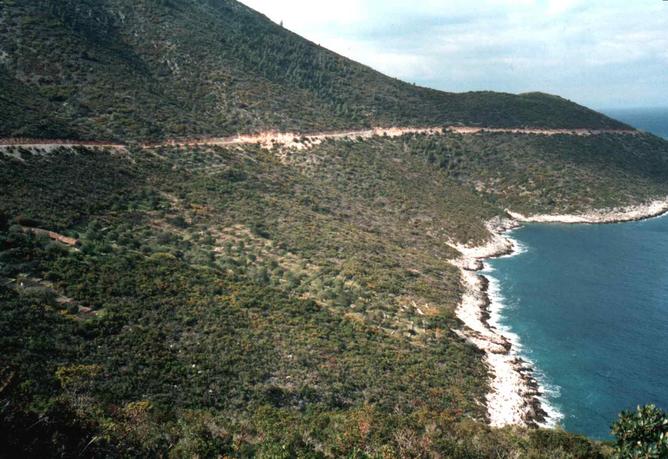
[486,216,668,439]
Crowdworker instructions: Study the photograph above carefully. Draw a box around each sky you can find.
[238,0,668,109]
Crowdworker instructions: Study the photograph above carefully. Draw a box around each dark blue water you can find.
[603,107,668,139]
[486,216,668,439]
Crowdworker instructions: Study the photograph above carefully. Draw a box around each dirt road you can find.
[0,126,638,152]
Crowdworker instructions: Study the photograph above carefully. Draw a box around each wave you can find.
[482,263,565,427]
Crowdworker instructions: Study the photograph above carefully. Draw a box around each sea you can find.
[603,107,668,139]
[485,107,668,439]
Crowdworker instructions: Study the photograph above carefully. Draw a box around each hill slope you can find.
[0,0,627,141]
[2,130,668,456]
[3,0,668,457]
[3,134,645,457]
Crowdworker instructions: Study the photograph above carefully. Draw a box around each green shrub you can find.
[20,286,57,306]
[611,404,668,458]
[14,215,41,227]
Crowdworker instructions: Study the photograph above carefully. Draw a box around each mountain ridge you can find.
[0,0,629,141]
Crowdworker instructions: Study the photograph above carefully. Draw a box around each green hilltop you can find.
[1,0,668,458]
[1,0,627,141]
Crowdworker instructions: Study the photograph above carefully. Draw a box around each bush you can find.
[14,215,41,227]
[168,216,189,228]
[45,241,68,255]
[20,286,57,306]
[611,404,668,458]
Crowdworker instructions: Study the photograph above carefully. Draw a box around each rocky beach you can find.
[452,198,668,428]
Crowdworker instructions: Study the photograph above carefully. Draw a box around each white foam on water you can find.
[483,261,565,428]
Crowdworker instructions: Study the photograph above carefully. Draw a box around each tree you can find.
[611,404,668,458]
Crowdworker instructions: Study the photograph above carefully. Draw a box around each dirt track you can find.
[21,226,79,246]
[0,126,639,152]
[142,126,638,150]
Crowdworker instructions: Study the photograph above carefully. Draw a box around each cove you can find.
[485,215,668,439]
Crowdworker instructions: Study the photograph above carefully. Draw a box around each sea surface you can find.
[486,216,668,439]
[602,107,668,139]
[483,107,668,439]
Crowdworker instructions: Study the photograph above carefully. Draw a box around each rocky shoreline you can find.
[507,198,668,224]
[451,217,550,427]
[451,197,668,429]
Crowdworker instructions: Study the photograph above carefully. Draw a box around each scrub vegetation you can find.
[1,0,668,457]
[3,130,668,456]
[0,0,627,141]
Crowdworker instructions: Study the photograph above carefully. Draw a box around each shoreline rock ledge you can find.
[450,216,548,427]
[450,198,668,428]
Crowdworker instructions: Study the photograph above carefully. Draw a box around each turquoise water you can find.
[486,216,668,439]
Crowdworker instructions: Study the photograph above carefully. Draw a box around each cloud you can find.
[239,0,668,108]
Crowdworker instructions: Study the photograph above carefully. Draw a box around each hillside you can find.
[0,0,628,141]
[3,0,668,457]
[3,130,668,456]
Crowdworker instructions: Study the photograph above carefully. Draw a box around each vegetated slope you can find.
[0,0,628,141]
[406,131,668,214]
[0,68,74,138]
[3,131,668,456]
